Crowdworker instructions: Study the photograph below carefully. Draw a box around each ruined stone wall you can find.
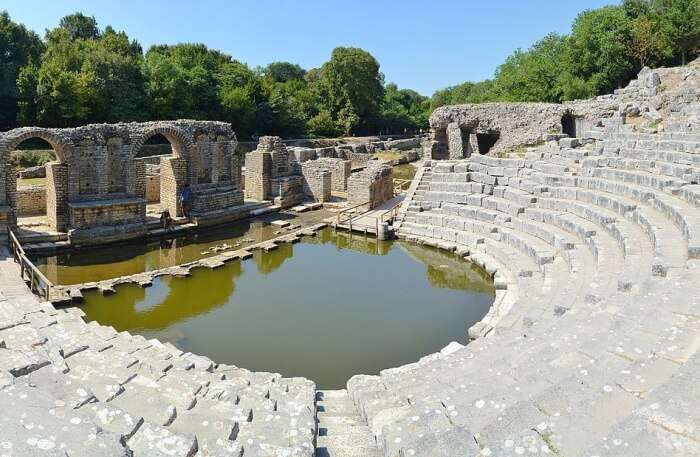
[244,136,304,207]
[16,185,46,216]
[0,120,243,236]
[145,175,160,203]
[300,158,350,193]
[347,161,393,208]
[299,164,331,202]
[428,63,700,158]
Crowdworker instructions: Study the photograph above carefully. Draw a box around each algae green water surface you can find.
[75,229,495,389]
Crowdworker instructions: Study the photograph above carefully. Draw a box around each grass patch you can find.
[374,151,404,162]
[18,177,47,188]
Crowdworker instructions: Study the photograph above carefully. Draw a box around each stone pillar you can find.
[468,133,479,156]
[244,150,271,201]
[161,156,187,217]
[447,122,465,159]
[131,160,146,199]
[4,165,17,228]
[231,153,242,190]
[46,162,68,232]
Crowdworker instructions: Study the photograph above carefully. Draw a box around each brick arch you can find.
[130,126,194,159]
[0,128,69,163]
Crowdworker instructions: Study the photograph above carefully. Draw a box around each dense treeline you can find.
[0,12,429,138]
[433,0,700,107]
[1,1,699,138]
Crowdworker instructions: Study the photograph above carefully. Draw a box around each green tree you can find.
[263,62,306,83]
[430,80,496,109]
[380,83,430,133]
[0,11,43,129]
[629,15,672,66]
[18,17,146,126]
[315,47,384,135]
[143,43,231,120]
[652,0,700,64]
[493,33,567,102]
[561,6,636,99]
[59,13,100,40]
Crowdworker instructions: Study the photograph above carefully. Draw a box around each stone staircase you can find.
[316,390,381,457]
[350,118,700,456]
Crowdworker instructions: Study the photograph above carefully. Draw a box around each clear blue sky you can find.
[3,0,617,95]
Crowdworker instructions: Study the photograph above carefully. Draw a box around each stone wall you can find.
[244,136,305,207]
[300,164,331,202]
[428,63,700,158]
[145,174,160,203]
[300,158,350,193]
[347,161,393,208]
[0,120,244,240]
[16,185,46,216]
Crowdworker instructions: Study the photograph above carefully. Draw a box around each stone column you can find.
[468,133,480,156]
[160,156,187,217]
[244,151,271,201]
[231,153,242,190]
[5,165,17,228]
[46,162,68,232]
[447,122,466,159]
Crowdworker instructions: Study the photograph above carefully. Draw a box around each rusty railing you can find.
[8,228,53,300]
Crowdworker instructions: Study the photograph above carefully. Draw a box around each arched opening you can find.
[135,133,181,222]
[9,137,61,236]
[561,112,579,138]
[476,132,500,155]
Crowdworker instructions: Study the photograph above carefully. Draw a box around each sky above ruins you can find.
[4,0,617,96]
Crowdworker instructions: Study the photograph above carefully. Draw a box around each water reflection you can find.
[77,228,495,388]
[35,220,296,285]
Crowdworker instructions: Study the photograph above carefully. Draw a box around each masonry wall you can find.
[146,175,160,203]
[16,185,46,216]
[300,164,331,202]
[347,162,393,208]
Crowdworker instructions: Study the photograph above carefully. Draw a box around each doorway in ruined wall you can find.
[135,133,180,221]
[476,132,500,155]
[561,112,583,138]
[10,137,62,235]
[432,128,449,160]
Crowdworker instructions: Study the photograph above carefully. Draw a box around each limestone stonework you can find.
[347,161,393,208]
[0,120,244,243]
[429,63,700,158]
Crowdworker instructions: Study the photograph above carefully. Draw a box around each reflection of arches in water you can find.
[253,242,294,274]
[397,241,494,294]
[83,261,243,331]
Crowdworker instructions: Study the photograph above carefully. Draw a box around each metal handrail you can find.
[336,200,371,230]
[7,228,53,300]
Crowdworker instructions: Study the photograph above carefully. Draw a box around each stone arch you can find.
[0,128,70,232]
[0,127,69,163]
[130,127,193,218]
[130,126,194,160]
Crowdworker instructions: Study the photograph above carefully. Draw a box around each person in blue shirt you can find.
[179,184,192,218]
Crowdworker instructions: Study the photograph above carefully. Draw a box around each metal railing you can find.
[393,178,412,194]
[336,201,371,233]
[8,228,53,300]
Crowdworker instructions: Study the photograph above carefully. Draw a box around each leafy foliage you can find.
[2,3,699,137]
